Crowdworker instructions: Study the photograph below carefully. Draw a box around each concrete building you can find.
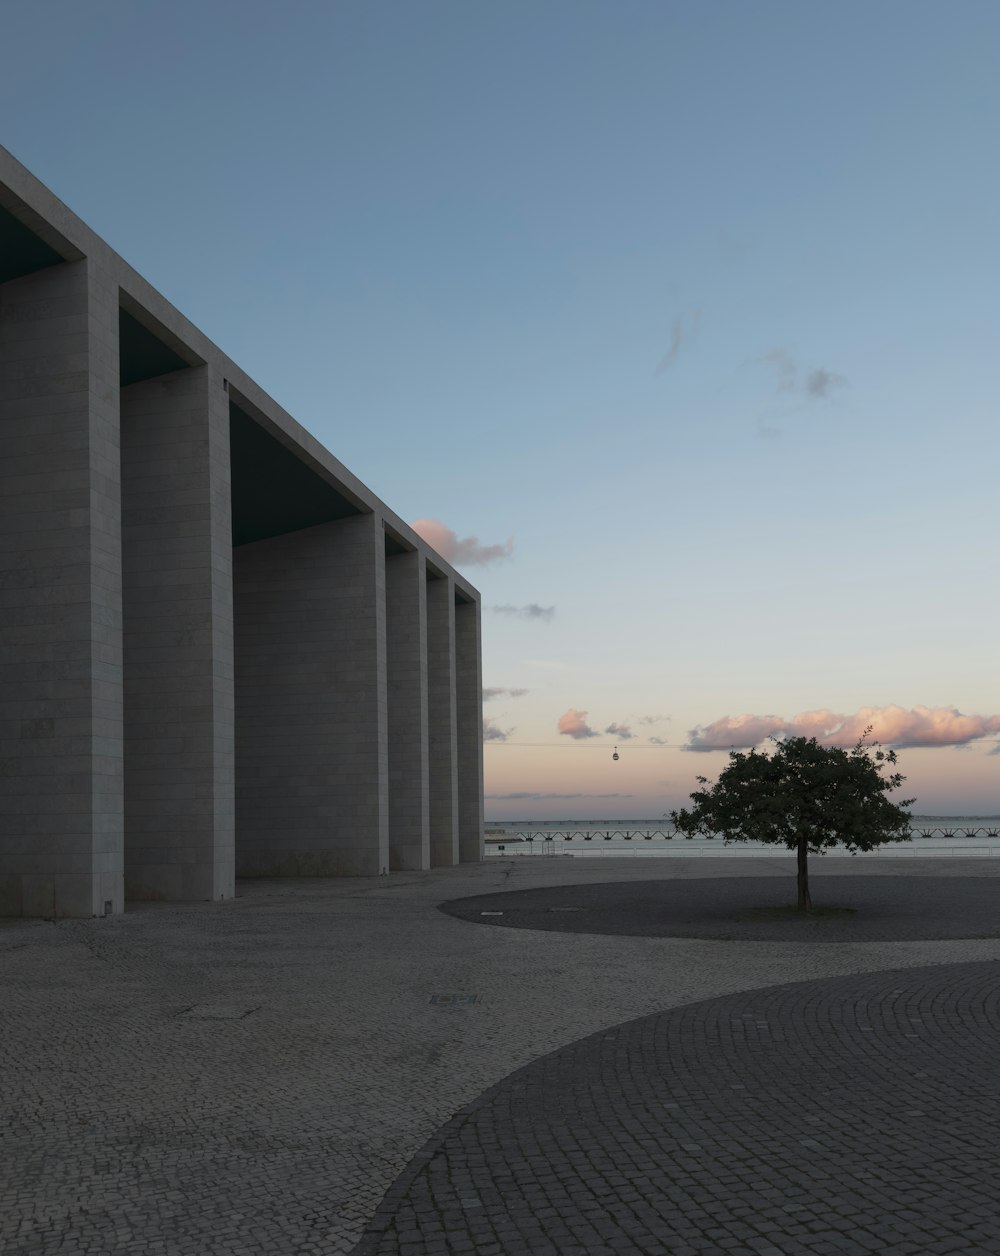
[0,147,484,919]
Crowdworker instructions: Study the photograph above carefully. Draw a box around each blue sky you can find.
[6,0,998,815]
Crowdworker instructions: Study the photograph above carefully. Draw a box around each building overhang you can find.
[0,144,480,604]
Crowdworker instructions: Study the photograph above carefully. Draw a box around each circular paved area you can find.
[355,960,1000,1255]
[439,875,1000,941]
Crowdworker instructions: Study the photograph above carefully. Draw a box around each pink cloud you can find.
[686,705,1000,751]
[558,709,598,740]
[410,518,513,567]
[686,713,786,750]
[827,705,1000,749]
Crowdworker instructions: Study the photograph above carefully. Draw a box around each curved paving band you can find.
[356,959,1000,1255]
[5,859,1000,1253]
[0,146,484,918]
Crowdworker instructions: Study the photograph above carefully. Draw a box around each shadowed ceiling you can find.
[229,403,363,546]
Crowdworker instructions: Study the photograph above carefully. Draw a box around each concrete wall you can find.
[455,598,484,863]
[120,366,234,901]
[0,145,482,916]
[0,259,124,918]
[426,575,458,867]
[234,514,389,878]
[385,548,429,871]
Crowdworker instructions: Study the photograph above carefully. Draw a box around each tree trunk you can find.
[796,832,812,911]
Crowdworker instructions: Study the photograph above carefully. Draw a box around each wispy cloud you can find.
[492,603,555,621]
[605,722,634,741]
[686,705,1000,752]
[411,518,513,567]
[742,349,848,439]
[483,718,513,742]
[761,346,797,391]
[755,347,847,402]
[485,791,635,801]
[686,712,785,750]
[483,687,528,702]
[804,367,844,399]
[648,736,668,745]
[637,714,670,726]
[558,709,599,740]
[656,311,700,374]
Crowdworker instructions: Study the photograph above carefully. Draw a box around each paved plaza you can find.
[4,857,1000,1255]
[441,870,1000,942]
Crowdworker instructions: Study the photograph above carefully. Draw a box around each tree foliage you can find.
[670,730,915,910]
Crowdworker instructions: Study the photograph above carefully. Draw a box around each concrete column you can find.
[385,547,429,870]
[426,575,458,867]
[0,258,123,918]
[455,598,484,863]
[234,512,388,877]
[120,365,234,900]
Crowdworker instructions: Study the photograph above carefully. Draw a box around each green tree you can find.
[670,729,914,911]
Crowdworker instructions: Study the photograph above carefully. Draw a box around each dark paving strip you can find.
[354,961,1000,1255]
[440,875,1000,942]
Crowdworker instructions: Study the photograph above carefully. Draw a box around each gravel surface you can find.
[4,856,1000,1255]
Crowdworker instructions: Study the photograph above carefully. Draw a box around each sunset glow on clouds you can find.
[410,519,513,567]
[686,706,1000,752]
[558,709,598,739]
[550,713,668,744]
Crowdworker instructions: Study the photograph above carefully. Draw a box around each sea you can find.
[484,816,1000,859]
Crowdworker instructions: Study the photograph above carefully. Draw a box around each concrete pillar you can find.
[120,366,234,900]
[234,512,388,877]
[385,547,429,870]
[0,258,124,918]
[455,597,484,863]
[426,575,458,867]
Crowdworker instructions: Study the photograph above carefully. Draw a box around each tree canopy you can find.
[670,730,914,910]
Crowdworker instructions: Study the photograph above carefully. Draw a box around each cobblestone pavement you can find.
[356,960,1000,1255]
[439,873,1000,941]
[4,857,1000,1255]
